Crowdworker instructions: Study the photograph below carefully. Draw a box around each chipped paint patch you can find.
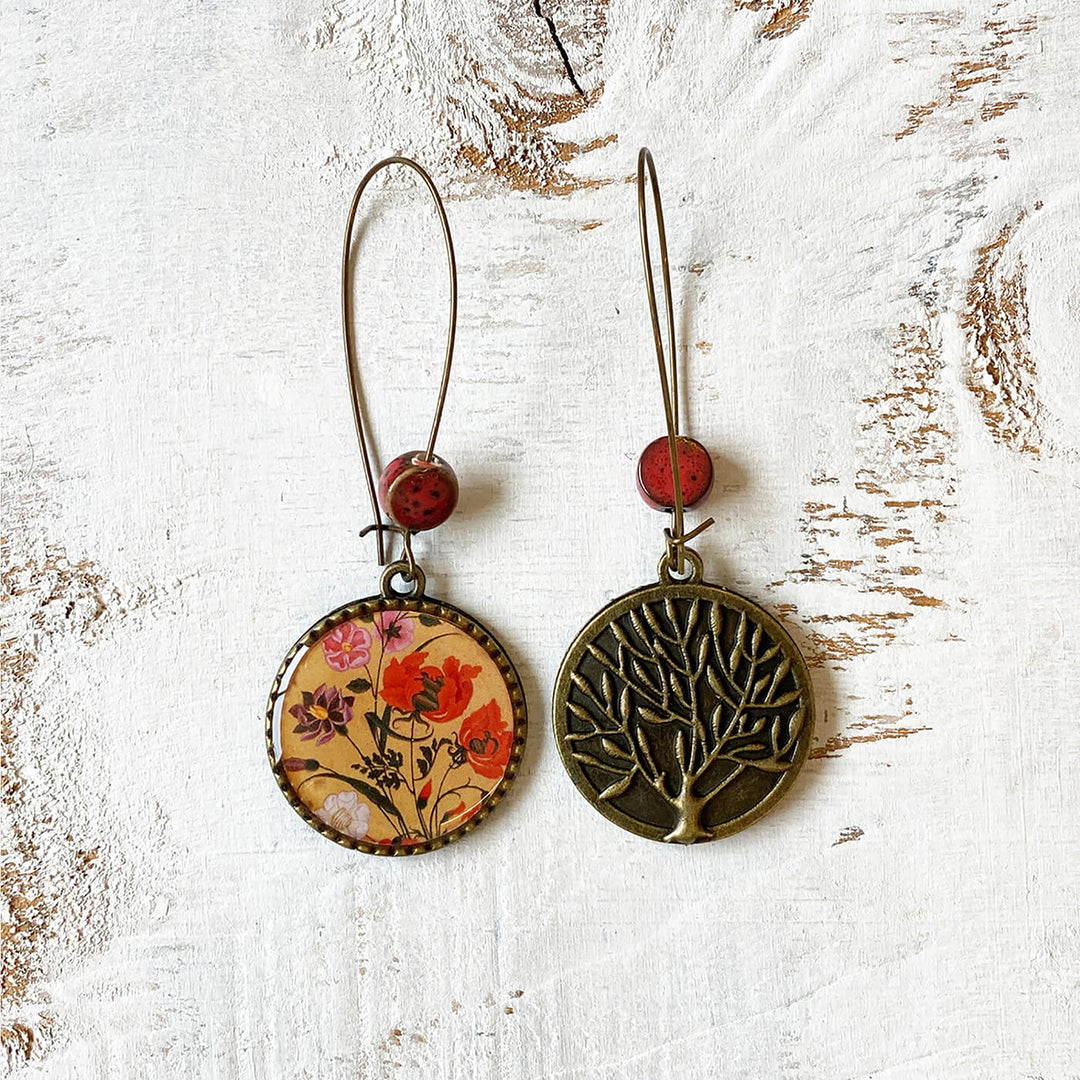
[780,320,955,649]
[962,206,1045,454]
[890,10,1037,157]
[832,826,864,846]
[773,319,958,759]
[810,688,930,761]
[733,0,814,40]
[810,722,932,759]
[2,450,160,1065]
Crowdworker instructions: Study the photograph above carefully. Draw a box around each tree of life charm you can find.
[553,579,814,843]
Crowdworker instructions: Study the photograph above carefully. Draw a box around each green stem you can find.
[425,744,453,834]
[410,632,455,653]
[430,783,487,827]
[407,715,431,840]
[344,730,366,760]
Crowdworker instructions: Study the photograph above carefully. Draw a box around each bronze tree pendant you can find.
[553,578,814,844]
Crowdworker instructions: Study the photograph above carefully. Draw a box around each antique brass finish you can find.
[553,149,813,843]
[341,156,457,565]
[637,147,715,575]
[380,560,426,600]
[268,157,527,855]
[553,567,814,844]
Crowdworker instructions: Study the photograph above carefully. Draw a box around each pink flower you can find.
[323,621,372,671]
[374,610,415,653]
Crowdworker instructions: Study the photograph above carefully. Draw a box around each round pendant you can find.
[267,594,527,855]
[553,563,814,844]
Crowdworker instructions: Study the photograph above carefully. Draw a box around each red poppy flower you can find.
[458,700,511,780]
[422,656,482,723]
[380,652,429,712]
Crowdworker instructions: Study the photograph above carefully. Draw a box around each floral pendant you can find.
[267,595,527,855]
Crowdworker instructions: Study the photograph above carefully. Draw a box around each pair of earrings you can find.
[266,151,815,854]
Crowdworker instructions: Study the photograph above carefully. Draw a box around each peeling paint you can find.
[733,0,814,40]
[832,826,864,846]
[776,325,955,651]
[810,722,932,759]
[890,10,1037,156]
[962,206,1045,454]
[772,318,957,760]
[1,455,160,1065]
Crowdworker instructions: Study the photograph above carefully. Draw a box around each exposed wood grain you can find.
[301,0,612,194]
[890,8,1037,151]
[963,205,1044,453]
[733,0,815,40]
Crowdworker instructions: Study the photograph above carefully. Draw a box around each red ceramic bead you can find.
[378,452,459,531]
[637,435,713,511]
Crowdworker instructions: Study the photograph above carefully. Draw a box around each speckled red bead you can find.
[378,452,459,531]
[637,435,713,511]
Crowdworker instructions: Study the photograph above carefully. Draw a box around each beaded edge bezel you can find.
[266,595,528,856]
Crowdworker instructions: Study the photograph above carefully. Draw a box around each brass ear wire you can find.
[637,147,714,576]
[341,156,458,565]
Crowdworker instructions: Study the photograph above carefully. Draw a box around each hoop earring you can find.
[552,148,814,845]
[266,157,527,856]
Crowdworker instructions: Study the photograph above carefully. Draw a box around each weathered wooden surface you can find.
[3,0,1079,1075]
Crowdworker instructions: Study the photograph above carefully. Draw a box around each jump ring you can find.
[381,560,426,599]
[657,547,704,585]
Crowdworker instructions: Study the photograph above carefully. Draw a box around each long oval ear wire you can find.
[267,156,528,856]
[552,148,814,845]
[341,156,457,568]
[636,147,714,577]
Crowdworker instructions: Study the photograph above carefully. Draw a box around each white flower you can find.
[315,790,371,840]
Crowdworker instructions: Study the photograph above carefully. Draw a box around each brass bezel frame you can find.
[552,578,815,843]
[267,594,528,856]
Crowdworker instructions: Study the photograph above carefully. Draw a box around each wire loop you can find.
[341,156,457,565]
[638,147,713,576]
[657,546,704,585]
[358,523,419,580]
[380,560,427,600]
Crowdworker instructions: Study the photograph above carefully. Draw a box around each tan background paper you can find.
[277,611,515,842]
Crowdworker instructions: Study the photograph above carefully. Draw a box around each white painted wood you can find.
[4,0,1079,1075]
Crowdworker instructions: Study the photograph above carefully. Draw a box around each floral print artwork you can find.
[277,606,517,847]
[322,621,372,671]
[374,610,414,653]
[289,683,354,745]
[315,790,370,840]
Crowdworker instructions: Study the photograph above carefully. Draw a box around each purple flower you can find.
[289,683,354,745]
